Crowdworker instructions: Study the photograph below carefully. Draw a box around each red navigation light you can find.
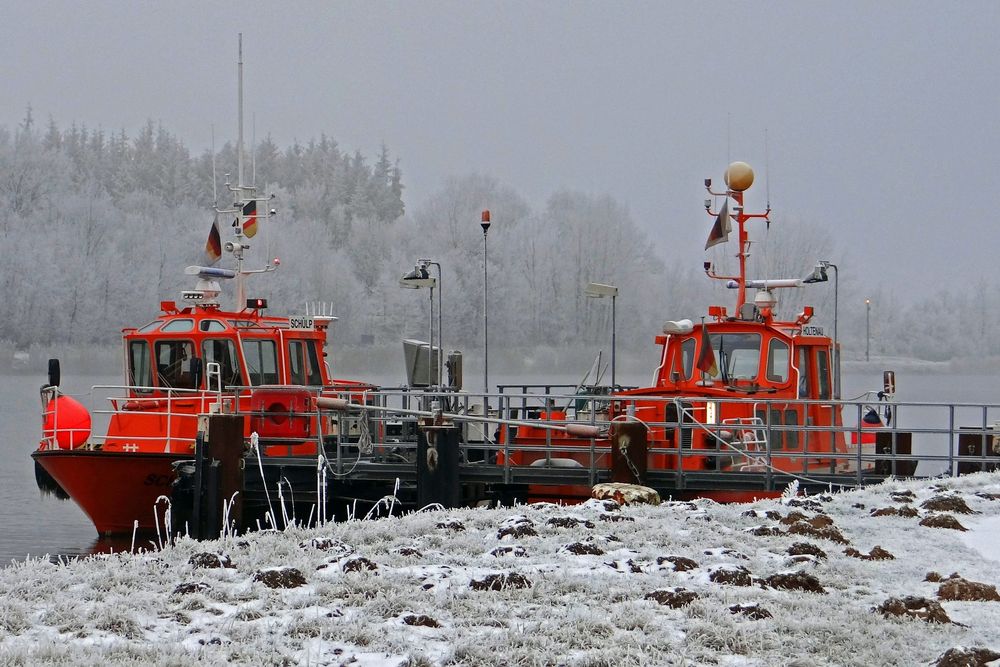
[247,298,268,310]
[708,305,728,319]
[480,209,491,232]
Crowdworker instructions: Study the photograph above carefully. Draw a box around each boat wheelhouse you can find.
[502,161,879,501]
[32,36,374,536]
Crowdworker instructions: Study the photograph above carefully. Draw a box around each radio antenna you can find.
[211,124,217,206]
[764,127,771,210]
[726,112,731,169]
[237,32,244,190]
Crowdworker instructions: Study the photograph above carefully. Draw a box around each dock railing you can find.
[305,387,1000,494]
[39,383,1000,493]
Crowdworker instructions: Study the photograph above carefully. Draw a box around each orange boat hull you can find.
[33,449,183,536]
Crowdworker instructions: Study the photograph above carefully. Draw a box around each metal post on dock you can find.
[481,210,491,403]
[177,413,245,539]
[416,415,461,509]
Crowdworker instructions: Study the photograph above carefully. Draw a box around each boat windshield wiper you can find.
[718,337,730,384]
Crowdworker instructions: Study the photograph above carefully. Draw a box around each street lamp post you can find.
[481,210,491,401]
[421,259,443,387]
[585,283,619,388]
[399,261,438,386]
[819,261,839,398]
[865,298,871,362]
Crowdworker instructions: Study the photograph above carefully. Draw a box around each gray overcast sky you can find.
[3,1,998,300]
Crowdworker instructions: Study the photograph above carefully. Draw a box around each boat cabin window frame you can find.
[797,347,811,398]
[201,338,244,388]
[137,320,163,334]
[199,319,228,332]
[288,339,324,387]
[676,337,696,381]
[817,348,832,400]
[765,338,791,383]
[756,407,800,450]
[128,340,153,393]
[154,339,198,390]
[707,332,762,381]
[159,318,195,333]
[242,338,279,386]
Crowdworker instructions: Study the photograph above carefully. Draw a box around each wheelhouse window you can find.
[160,319,194,333]
[129,340,152,391]
[242,339,278,385]
[676,338,696,381]
[137,321,163,333]
[202,338,244,387]
[155,340,196,390]
[766,338,790,383]
[707,333,761,380]
[199,319,227,332]
[756,408,800,450]
[288,340,324,386]
[797,347,811,398]
[817,349,831,400]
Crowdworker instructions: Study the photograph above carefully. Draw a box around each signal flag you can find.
[205,216,222,264]
[242,200,258,238]
[695,321,718,376]
[704,199,731,250]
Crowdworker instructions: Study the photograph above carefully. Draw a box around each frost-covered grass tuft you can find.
[1,472,1000,665]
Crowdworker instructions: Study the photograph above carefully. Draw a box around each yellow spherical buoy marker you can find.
[724,161,754,192]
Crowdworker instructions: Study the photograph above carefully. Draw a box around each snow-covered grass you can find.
[3,474,1000,666]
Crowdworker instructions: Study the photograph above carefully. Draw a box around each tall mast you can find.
[237,33,245,191]
[704,162,769,314]
[234,33,247,309]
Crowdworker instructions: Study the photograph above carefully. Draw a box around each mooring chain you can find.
[617,432,643,483]
[426,428,439,472]
[357,406,373,455]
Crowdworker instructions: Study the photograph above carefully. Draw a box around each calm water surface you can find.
[2,368,998,563]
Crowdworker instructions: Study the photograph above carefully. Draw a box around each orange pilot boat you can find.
[500,161,890,503]
[32,39,375,537]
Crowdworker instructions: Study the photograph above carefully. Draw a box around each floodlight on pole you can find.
[585,282,619,388]
[481,209,491,402]
[817,260,839,398]
[399,261,438,387]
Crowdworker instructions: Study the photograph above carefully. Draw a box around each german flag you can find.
[205,216,222,264]
[242,200,258,238]
[695,321,718,376]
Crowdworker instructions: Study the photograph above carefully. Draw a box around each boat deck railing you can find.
[301,387,1000,492]
[41,383,1000,491]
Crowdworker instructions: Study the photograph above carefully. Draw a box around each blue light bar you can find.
[185,265,237,280]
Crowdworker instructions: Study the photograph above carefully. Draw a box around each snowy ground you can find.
[3,474,1000,666]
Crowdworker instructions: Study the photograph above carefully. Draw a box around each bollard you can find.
[184,413,245,539]
[956,428,1000,476]
[874,431,916,477]
[416,420,462,509]
[610,420,648,485]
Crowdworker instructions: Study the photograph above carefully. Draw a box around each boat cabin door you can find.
[797,344,837,453]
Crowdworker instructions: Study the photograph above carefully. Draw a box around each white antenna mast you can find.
[764,127,771,211]
[237,33,245,192]
[211,124,217,205]
[233,32,248,309]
